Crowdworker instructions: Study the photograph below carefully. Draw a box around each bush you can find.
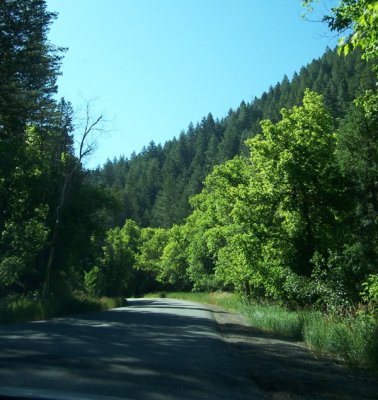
[361,274,378,317]
[84,266,104,297]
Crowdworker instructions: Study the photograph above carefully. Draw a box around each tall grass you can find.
[303,312,378,370]
[239,302,305,339]
[0,294,125,324]
[242,302,378,371]
[147,291,378,372]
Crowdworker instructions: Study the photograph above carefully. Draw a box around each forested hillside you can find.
[93,47,376,228]
[1,0,377,341]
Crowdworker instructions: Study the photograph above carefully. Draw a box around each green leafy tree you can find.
[185,156,251,292]
[84,266,104,297]
[303,1,377,79]
[157,224,192,290]
[241,90,340,302]
[184,91,341,305]
[136,227,169,273]
[316,92,378,308]
[135,227,169,293]
[98,219,141,297]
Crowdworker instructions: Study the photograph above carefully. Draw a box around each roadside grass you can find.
[0,294,125,324]
[144,291,241,311]
[145,291,378,373]
[239,302,305,339]
[303,312,378,370]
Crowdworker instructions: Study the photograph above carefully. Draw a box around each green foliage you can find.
[0,204,50,292]
[157,224,192,290]
[244,89,338,279]
[332,1,377,62]
[0,257,24,288]
[185,156,252,292]
[324,90,378,310]
[145,88,377,314]
[84,266,104,297]
[304,1,378,72]
[99,219,141,297]
[337,93,378,187]
[0,1,115,301]
[134,227,170,293]
[196,90,340,304]
[361,274,378,310]
[136,227,169,273]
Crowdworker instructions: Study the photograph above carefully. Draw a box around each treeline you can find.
[92,47,376,229]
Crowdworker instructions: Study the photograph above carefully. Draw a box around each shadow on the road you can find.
[126,298,230,315]
[216,319,378,400]
[0,301,254,400]
[1,299,376,400]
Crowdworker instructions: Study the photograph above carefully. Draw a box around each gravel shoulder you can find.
[208,304,378,400]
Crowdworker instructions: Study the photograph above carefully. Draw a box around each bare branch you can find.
[44,100,108,298]
[79,114,103,161]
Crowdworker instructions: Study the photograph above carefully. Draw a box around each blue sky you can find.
[46,0,338,169]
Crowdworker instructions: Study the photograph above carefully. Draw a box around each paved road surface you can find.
[0,298,262,399]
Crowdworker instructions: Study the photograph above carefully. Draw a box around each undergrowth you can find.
[0,294,125,324]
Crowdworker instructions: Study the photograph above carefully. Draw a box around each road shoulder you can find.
[208,304,378,400]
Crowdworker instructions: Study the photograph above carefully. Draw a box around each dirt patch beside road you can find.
[209,305,378,400]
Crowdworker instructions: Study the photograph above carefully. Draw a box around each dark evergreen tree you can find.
[0,1,115,297]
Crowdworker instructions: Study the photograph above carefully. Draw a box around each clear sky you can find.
[46,0,338,169]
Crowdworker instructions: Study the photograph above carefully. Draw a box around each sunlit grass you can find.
[144,291,241,310]
[239,302,304,339]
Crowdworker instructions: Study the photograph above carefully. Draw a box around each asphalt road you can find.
[0,298,263,400]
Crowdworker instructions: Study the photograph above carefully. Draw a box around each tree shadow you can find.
[0,300,259,400]
[216,319,378,400]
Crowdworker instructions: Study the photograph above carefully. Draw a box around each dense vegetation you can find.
[0,0,116,312]
[88,1,378,313]
[85,1,378,354]
[1,0,377,369]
